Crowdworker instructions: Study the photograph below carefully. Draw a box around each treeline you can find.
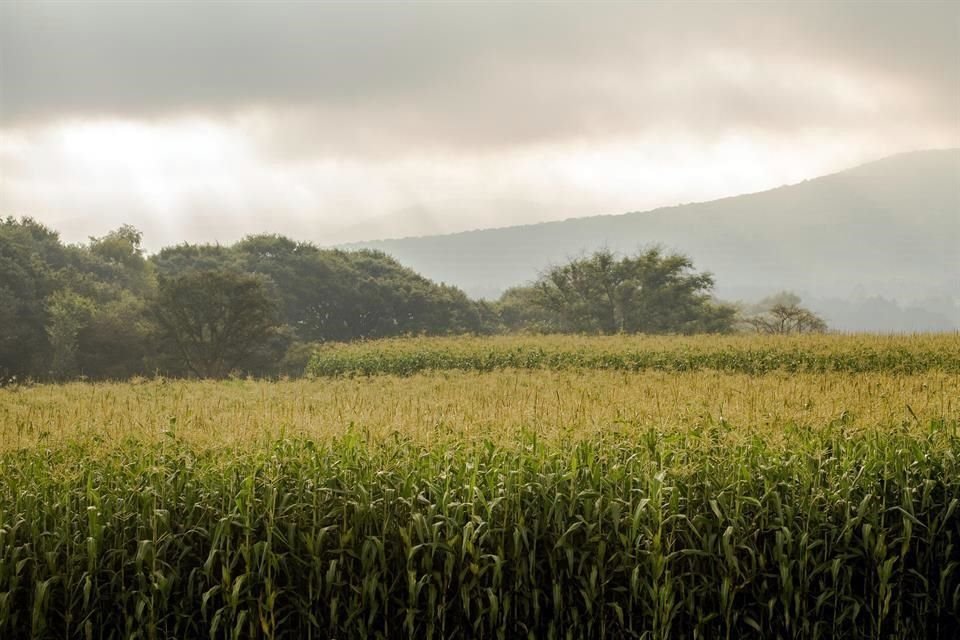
[1,218,823,380]
[1,219,484,380]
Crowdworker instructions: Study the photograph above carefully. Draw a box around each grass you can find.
[2,335,959,638]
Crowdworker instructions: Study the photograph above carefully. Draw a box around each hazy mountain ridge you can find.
[348,149,960,331]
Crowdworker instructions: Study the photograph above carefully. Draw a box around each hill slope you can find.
[349,149,960,330]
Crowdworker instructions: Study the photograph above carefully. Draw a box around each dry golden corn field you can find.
[1,334,959,638]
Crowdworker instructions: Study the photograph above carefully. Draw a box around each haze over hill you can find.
[349,149,960,332]
[4,3,958,254]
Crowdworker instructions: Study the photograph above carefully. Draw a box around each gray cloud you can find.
[1,1,957,253]
[2,1,957,149]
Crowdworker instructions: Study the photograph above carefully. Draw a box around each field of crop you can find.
[306,334,960,377]
[2,335,959,639]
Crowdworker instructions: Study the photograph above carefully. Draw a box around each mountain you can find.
[325,200,569,244]
[347,149,960,331]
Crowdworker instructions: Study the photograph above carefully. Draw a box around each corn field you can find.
[2,335,959,638]
[306,334,960,377]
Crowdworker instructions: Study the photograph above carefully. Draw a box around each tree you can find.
[45,290,96,378]
[231,238,484,342]
[2,221,495,380]
[76,292,155,379]
[232,235,356,342]
[154,270,283,378]
[85,225,154,295]
[532,248,735,334]
[493,286,563,333]
[0,218,69,377]
[151,243,239,277]
[743,292,827,334]
[344,250,485,338]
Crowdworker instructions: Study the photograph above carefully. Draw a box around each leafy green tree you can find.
[493,286,563,333]
[2,222,494,379]
[45,290,96,378]
[76,293,155,379]
[55,226,158,378]
[344,249,484,339]
[85,225,154,295]
[743,292,827,334]
[151,243,240,277]
[532,248,735,334]
[0,218,70,377]
[231,237,484,342]
[153,270,283,378]
[232,235,356,342]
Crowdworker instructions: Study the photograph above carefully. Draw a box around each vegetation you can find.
[2,218,954,636]
[306,334,960,377]
[4,219,780,382]
[153,270,284,378]
[2,336,959,638]
[0,220,154,380]
[355,149,960,333]
[166,234,486,344]
[520,248,736,334]
[0,219,485,381]
[742,292,827,334]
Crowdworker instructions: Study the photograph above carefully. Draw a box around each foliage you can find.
[44,290,96,379]
[0,218,68,377]
[75,293,155,380]
[154,270,284,378]
[490,285,563,333]
[155,235,486,344]
[0,221,488,380]
[743,291,828,334]
[0,218,157,380]
[84,225,154,295]
[529,248,736,334]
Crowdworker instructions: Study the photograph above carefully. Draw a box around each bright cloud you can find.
[0,1,957,247]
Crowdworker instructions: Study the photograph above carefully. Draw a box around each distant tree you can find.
[85,225,154,295]
[45,290,97,378]
[151,243,240,277]
[232,235,357,342]
[76,293,155,379]
[0,218,70,377]
[743,292,827,334]
[1,221,499,380]
[493,286,563,333]
[344,249,484,338]
[153,270,283,378]
[532,248,735,334]
[231,238,484,342]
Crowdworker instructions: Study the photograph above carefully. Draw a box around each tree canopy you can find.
[0,219,490,380]
[742,292,827,334]
[154,270,283,378]
[1,220,818,380]
[519,248,736,334]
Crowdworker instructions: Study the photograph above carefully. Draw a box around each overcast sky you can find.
[1,0,957,249]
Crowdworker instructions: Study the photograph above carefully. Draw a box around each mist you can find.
[1,1,957,248]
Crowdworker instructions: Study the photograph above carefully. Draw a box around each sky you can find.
[1,1,958,250]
